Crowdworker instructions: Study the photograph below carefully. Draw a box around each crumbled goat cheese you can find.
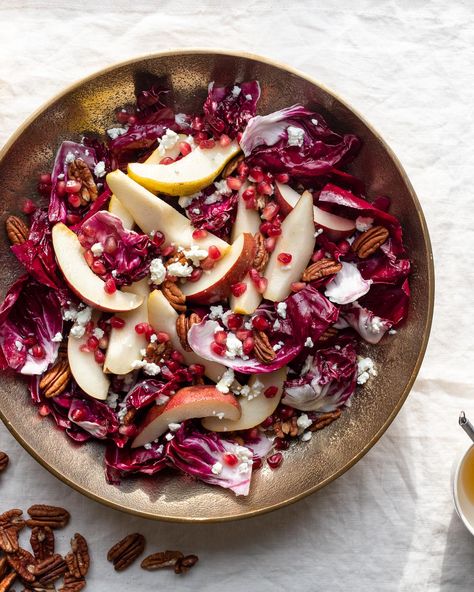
[231,85,241,98]
[76,306,92,326]
[165,432,175,442]
[167,261,193,278]
[68,306,92,339]
[94,161,106,178]
[117,406,128,422]
[287,125,305,147]
[304,337,314,348]
[70,325,85,339]
[209,305,225,320]
[357,356,377,385]
[62,305,78,322]
[156,394,170,406]
[216,368,235,394]
[14,340,23,351]
[107,127,127,140]
[90,242,104,257]
[277,302,287,319]
[158,128,180,156]
[212,411,226,420]
[301,431,313,442]
[356,216,374,232]
[150,333,158,343]
[111,270,118,278]
[179,244,208,266]
[106,392,119,409]
[311,118,319,126]
[248,378,264,401]
[144,443,153,450]
[389,329,397,335]
[225,333,244,360]
[369,316,385,334]
[178,195,195,209]
[93,327,104,340]
[233,445,253,474]
[273,319,281,331]
[245,94,252,100]
[144,363,161,376]
[52,332,63,343]
[212,461,223,475]
[214,179,232,195]
[149,258,167,284]
[273,341,284,352]
[314,228,324,238]
[65,151,75,164]
[168,422,181,432]
[57,173,64,180]
[297,413,313,432]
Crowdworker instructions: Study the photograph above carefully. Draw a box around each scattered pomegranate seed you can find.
[104,278,117,294]
[264,386,279,399]
[161,245,175,257]
[56,180,66,196]
[38,405,50,417]
[226,176,242,191]
[199,138,216,150]
[152,231,165,247]
[257,181,273,196]
[236,329,251,341]
[242,336,255,355]
[79,344,91,353]
[241,188,255,203]
[264,237,277,252]
[189,268,203,282]
[116,110,130,124]
[127,115,137,126]
[261,416,274,428]
[230,282,247,297]
[39,173,52,184]
[279,405,295,420]
[67,193,81,208]
[267,452,283,469]
[214,331,228,346]
[31,344,45,359]
[194,131,208,142]
[192,228,208,240]
[83,249,94,267]
[192,116,204,131]
[237,161,249,179]
[159,157,175,165]
[200,257,216,271]
[171,350,185,363]
[119,425,138,437]
[65,180,82,194]
[156,331,170,343]
[246,428,259,440]
[252,316,270,331]
[223,453,239,466]
[87,336,99,351]
[85,320,94,335]
[219,134,231,147]
[274,438,290,451]
[189,363,205,376]
[291,282,307,292]
[22,200,37,215]
[178,141,192,156]
[208,245,221,260]
[135,323,148,334]
[245,197,257,210]
[23,336,37,347]
[110,316,125,329]
[277,252,292,265]
[337,239,350,255]
[104,236,118,254]
[267,225,282,237]
[257,277,268,294]
[211,342,226,356]
[227,314,243,331]
[259,221,273,235]
[252,457,263,470]
[94,349,105,364]
[262,201,280,221]
[91,260,106,276]
[311,249,325,262]
[275,173,289,183]
[249,167,264,183]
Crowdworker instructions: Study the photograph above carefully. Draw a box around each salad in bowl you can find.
[0,79,410,496]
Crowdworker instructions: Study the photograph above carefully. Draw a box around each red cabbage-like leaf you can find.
[0,276,62,375]
[105,441,167,484]
[358,280,410,326]
[126,378,175,410]
[357,241,411,284]
[68,397,119,440]
[341,302,392,344]
[183,187,238,239]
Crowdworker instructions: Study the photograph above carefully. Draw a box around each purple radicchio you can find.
[125,379,175,410]
[240,105,360,177]
[77,211,157,286]
[0,276,62,375]
[166,422,271,496]
[203,80,261,139]
[324,261,372,305]
[357,241,411,284]
[282,340,358,412]
[104,440,167,484]
[68,397,119,440]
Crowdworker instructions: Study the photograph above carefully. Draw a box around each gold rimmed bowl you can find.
[0,50,434,522]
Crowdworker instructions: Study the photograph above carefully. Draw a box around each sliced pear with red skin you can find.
[106,170,229,252]
[147,289,226,384]
[132,385,241,448]
[263,191,316,302]
[230,183,263,315]
[275,182,355,240]
[127,141,240,196]
[52,223,143,312]
[181,233,256,305]
[202,367,287,432]
[103,278,149,375]
[108,195,135,230]
[68,311,109,401]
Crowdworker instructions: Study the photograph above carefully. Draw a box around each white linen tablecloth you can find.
[1,1,473,590]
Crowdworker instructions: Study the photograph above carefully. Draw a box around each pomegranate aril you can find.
[208,245,221,260]
[116,110,130,124]
[199,138,216,150]
[156,331,170,343]
[159,157,175,165]
[79,344,91,353]
[23,336,37,347]
[257,181,273,196]
[67,193,81,208]
[249,167,264,183]
[219,134,231,147]
[267,452,283,469]
[237,131,243,143]
[252,316,270,331]
[189,268,203,282]
[249,268,261,283]
[152,231,165,247]
[31,344,45,359]
[252,457,263,470]
[119,425,138,437]
[104,236,118,254]
[214,331,228,345]
[56,180,66,196]
[279,405,295,420]
[104,278,117,294]
[189,363,205,376]
[237,161,249,179]
[211,342,226,356]
[194,131,208,142]
[22,200,37,215]
[257,277,268,294]
[85,321,94,335]
[70,408,86,422]
[110,316,125,329]
[191,116,204,131]
[241,187,256,201]
[84,250,94,267]
[259,221,273,235]
[161,245,175,257]
[291,282,306,292]
[230,282,247,298]
[245,197,257,210]
[87,336,99,351]
[242,336,255,355]
[200,257,215,271]
[192,228,208,240]
[94,349,105,364]
[178,141,192,156]
[337,240,350,255]
[171,350,185,364]
[267,225,282,237]
[226,176,242,191]
[275,173,289,183]
[277,252,292,265]
[264,237,277,252]
[66,214,81,225]
[264,386,279,398]
[82,224,95,237]
[135,323,148,334]
[65,180,82,194]
[38,405,50,417]
[274,438,290,451]
[262,201,279,221]
[39,173,52,184]
[311,249,325,262]
[127,115,137,126]
[261,416,274,428]
[91,260,106,275]
[246,428,259,440]
[223,453,239,466]
[226,313,243,331]
[236,329,251,341]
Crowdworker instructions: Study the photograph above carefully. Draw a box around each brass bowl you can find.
[0,50,434,522]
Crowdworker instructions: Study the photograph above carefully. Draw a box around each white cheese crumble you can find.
[314,228,324,238]
[297,413,313,432]
[144,442,153,450]
[51,332,63,343]
[107,127,127,140]
[301,431,313,442]
[90,242,104,257]
[131,360,161,376]
[158,128,180,156]
[94,161,106,178]
[165,433,174,442]
[149,258,167,284]
[57,173,64,180]
[357,356,377,385]
[273,319,281,331]
[156,394,170,406]
[179,244,208,266]
[216,368,235,394]
[225,333,244,360]
[93,327,104,340]
[273,341,284,352]
[389,329,397,335]
[150,333,158,343]
[356,216,374,232]
[231,85,241,98]
[212,461,223,475]
[106,392,119,409]
[234,445,253,474]
[65,152,75,164]
[68,306,92,339]
[168,422,181,432]
[167,261,193,278]
[245,94,252,100]
[304,337,314,348]
[311,118,319,126]
[14,340,23,351]
[287,125,305,147]
[209,305,225,320]
[276,302,287,319]
[111,270,118,278]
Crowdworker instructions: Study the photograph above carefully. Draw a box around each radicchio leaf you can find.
[357,241,411,284]
[104,441,167,484]
[68,398,119,440]
[324,262,372,305]
[182,183,238,238]
[125,379,174,410]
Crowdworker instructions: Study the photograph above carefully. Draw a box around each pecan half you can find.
[122,408,137,427]
[253,331,276,364]
[165,252,188,269]
[176,312,201,352]
[221,153,244,178]
[5,215,28,245]
[310,409,342,431]
[317,327,338,343]
[6,548,36,583]
[0,509,25,553]
[59,573,86,592]
[141,550,183,571]
[68,158,98,204]
[0,571,16,591]
[352,225,389,259]
[144,341,171,365]
[0,556,7,579]
[0,451,8,473]
[302,258,342,282]
[272,421,284,439]
[34,554,67,585]
[26,506,70,529]
[65,534,89,579]
[39,358,71,398]
[162,281,186,313]
[252,232,268,272]
[281,416,298,437]
[30,527,55,562]
[107,533,145,572]
[174,554,199,574]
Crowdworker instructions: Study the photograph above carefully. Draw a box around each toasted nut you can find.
[0,509,25,553]
[221,154,243,178]
[65,533,89,579]
[0,452,8,473]
[352,225,389,259]
[30,526,55,561]
[176,312,201,352]
[0,571,16,591]
[68,158,98,204]
[317,327,338,343]
[310,409,342,431]
[107,533,145,572]
[26,505,70,529]
[6,547,36,582]
[5,215,29,245]
[59,573,86,592]
[281,416,298,437]
[174,554,199,574]
[253,331,276,364]
[252,232,268,273]
[39,358,71,398]
[302,258,342,282]
[34,553,67,585]
[141,550,184,570]
[162,281,186,313]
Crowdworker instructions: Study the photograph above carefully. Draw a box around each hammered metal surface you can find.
[0,51,434,522]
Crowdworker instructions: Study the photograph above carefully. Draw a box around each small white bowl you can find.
[452,444,474,536]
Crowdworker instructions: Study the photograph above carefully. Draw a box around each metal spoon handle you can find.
[459,411,474,444]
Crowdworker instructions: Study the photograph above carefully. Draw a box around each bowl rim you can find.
[452,445,474,536]
[0,49,435,522]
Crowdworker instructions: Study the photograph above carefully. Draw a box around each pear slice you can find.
[143,133,189,164]
[106,170,229,253]
[148,289,227,384]
[230,183,263,315]
[202,367,287,432]
[52,223,143,312]
[103,278,149,375]
[68,311,109,400]
[127,141,241,196]
[108,195,135,230]
[263,191,316,302]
